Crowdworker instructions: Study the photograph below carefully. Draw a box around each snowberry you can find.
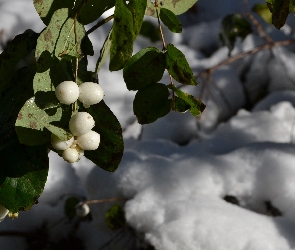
[78,82,104,108]
[62,148,79,163]
[0,205,9,222]
[51,134,74,151]
[77,130,100,150]
[75,203,90,217]
[55,81,79,105]
[75,145,84,160]
[69,112,95,136]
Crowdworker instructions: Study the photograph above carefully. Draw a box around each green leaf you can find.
[0,143,48,213]
[170,96,191,113]
[0,30,38,95]
[15,97,66,146]
[78,0,116,25]
[160,8,182,33]
[133,83,170,124]
[33,0,74,26]
[266,0,294,29]
[219,14,252,53]
[169,85,205,116]
[35,8,91,60]
[165,44,197,85]
[146,0,198,17]
[34,8,92,93]
[127,0,147,37]
[123,47,166,90]
[252,4,272,24]
[83,101,124,172]
[64,197,80,220]
[96,29,112,74]
[139,20,161,42]
[109,0,134,71]
[0,66,36,151]
[105,204,126,230]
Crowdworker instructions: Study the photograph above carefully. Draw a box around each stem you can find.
[73,1,86,114]
[86,15,114,35]
[83,197,125,205]
[155,0,175,89]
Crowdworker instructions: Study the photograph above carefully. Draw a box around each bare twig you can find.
[86,15,114,35]
[197,39,295,78]
[83,197,125,205]
[246,13,273,43]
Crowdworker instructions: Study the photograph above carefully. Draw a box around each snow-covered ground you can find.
[2,0,295,249]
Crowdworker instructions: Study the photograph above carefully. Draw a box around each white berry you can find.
[69,112,95,136]
[0,205,9,222]
[51,134,74,151]
[78,82,104,108]
[76,203,90,217]
[76,146,84,160]
[62,148,79,163]
[77,130,100,150]
[55,81,79,105]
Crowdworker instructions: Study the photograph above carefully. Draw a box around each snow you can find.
[2,0,295,249]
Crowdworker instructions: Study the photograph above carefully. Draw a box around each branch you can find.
[86,15,114,35]
[197,39,295,78]
[83,197,125,205]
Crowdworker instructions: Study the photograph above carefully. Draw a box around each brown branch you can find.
[246,13,273,43]
[86,15,114,36]
[83,197,125,205]
[197,39,295,78]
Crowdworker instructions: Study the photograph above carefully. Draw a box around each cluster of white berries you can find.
[52,81,104,163]
[55,81,104,108]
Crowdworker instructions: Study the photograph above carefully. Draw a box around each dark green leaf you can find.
[165,44,197,85]
[170,96,191,113]
[252,4,272,23]
[0,143,48,213]
[133,83,170,124]
[139,20,161,42]
[169,84,205,116]
[105,204,126,230]
[96,29,112,74]
[146,0,198,17]
[83,101,124,172]
[64,197,80,220]
[123,47,166,90]
[160,8,182,33]
[291,0,295,13]
[0,30,38,95]
[127,0,147,37]
[219,14,252,53]
[0,66,36,151]
[78,0,116,25]
[109,0,134,71]
[266,0,295,29]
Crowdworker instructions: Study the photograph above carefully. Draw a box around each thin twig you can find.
[73,1,86,113]
[197,39,295,78]
[83,197,125,205]
[246,13,273,43]
[155,1,166,50]
[86,15,114,35]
